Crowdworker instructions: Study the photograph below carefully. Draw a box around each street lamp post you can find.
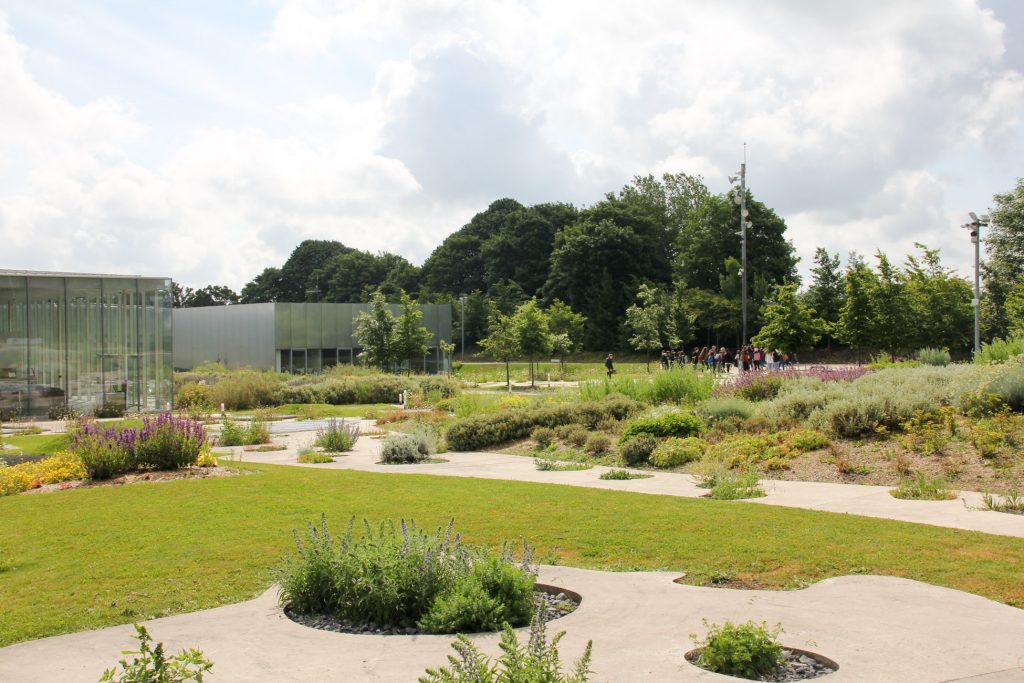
[459,295,467,362]
[962,211,989,356]
[729,158,752,347]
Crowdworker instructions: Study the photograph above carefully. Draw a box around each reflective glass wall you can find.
[0,273,172,418]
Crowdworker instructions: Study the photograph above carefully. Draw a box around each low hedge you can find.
[619,411,704,442]
[445,396,639,452]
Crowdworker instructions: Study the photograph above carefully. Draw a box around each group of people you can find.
[659,346,798,373]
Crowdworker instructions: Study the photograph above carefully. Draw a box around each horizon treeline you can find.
[174,175,1024,354]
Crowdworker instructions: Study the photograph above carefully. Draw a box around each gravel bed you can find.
[285,588,580,636]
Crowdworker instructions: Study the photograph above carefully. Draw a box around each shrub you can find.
[94,402,126,419]
[755,383,844,428]
[690,619,783,679]
[421,607,593,683]
[176,383,213,412]
[69,424,134,480]
[976,335,1024,365]
[583,432,612,455]
[531,426,556,448]
[989,364,1024,412]
[890,473,957,500]
[217,417,269,447]
[277,517,536,634]
[808,393,932,437]
[380,433,432,464]
[959,391,1006,418]
[195,448,218,467]
[785,428,830,451]
[619,434,658,466]
[445,397,640,451]
[209,370,283,410]
[649,437,705,468]
[599,468,653,480]
[297,447,333,464]
[709,470,765,500]
[558,424,589,447]
[0,451,87,496]
[734,375,784,401]
[99,624,213,683]
[314,419,360,452]
[699,399,755,423]
[620,411,704,442]
[918,347,951,367]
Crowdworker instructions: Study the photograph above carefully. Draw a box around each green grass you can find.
[2,463,1024,647]
[456,362,651,383]
[0,433,70,456]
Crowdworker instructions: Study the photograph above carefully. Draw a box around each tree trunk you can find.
[506,360,511,393]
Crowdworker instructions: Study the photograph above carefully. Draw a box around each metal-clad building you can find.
[173,302,452,373]
[0,270,173,418]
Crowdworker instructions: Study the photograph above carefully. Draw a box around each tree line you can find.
[179,175,1024,355]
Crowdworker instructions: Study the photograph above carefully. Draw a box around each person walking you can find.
[605,353,616,379]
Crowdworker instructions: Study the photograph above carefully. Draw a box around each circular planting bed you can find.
[285,583,581,636]
[685,646,838,681]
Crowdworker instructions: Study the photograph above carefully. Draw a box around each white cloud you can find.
[1,1,1022,291]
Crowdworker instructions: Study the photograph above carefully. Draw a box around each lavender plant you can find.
[277,516,537,634]
[70,415,207,479]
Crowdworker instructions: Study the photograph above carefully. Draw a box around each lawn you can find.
[1,462,1023,647]
[0,433,70,456]
[456,361,653,383]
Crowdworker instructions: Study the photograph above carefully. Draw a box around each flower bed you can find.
[70,414,208,480]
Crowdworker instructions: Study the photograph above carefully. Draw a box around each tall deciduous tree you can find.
[279,240,352,302]
[870,251,909,357]
[180,285,240,307]
[903,244,973,352]
[834,256,877,362]
[240,267,283,303]
[982,178,1024,340]
[354,291,398,371]
[805,248,844,348]
[394,290,433,373]
[751,283,826,353]
[625,284,665,371]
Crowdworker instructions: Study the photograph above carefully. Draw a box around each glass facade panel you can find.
[0,273,172,418]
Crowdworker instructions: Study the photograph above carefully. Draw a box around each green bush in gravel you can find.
[691,619,783,679]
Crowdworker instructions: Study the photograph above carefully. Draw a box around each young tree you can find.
[625,284,665,371]
[479,309,520,393]
[439,340,455,376]
[805,248,844,348]
[870,251,910,358]
[750,283,826,353]
[834,256,877,363]
[546,299,586,374]
[354,291,399,371]
[394,290,433,373]
[511,299,553,388]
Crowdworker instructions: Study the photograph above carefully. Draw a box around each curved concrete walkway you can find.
[1,566,1022,682]
[223,423,1024,539]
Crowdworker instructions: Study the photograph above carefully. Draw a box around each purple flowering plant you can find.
[70,414,207,479]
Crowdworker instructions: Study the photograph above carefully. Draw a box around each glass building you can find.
[0,270,173,418]
[173,302,452,374]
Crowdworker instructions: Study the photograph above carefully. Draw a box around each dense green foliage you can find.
[100,624,213,683]
[619,411,704,441]
[277,517,535,634]
[445,397,639,451]
[691,620,783,678]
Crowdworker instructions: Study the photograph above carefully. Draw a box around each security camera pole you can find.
[962,211,990,356]
[729,150,752,346]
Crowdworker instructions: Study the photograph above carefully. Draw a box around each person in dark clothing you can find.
[605,353,616,378]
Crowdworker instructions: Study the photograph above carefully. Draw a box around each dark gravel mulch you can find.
[284,588,580,636]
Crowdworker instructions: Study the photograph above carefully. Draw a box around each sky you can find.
[1,0,1022,291]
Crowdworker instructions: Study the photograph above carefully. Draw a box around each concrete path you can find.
[222,424,1024,539]
[1,566,1022,682]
